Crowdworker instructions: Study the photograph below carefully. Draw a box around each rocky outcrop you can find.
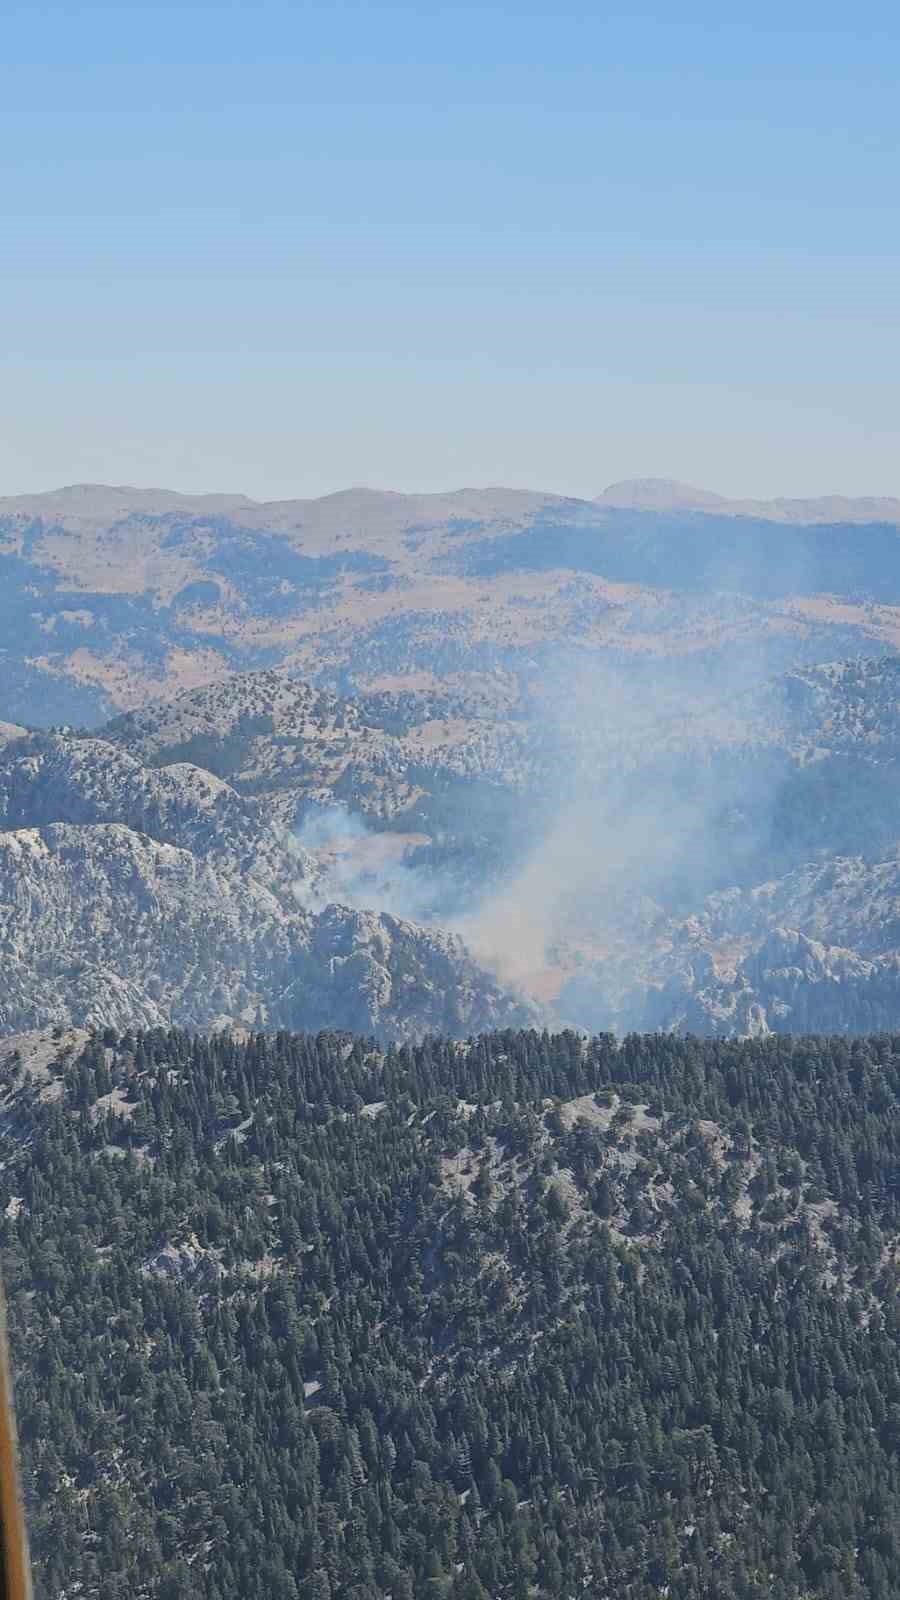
[0,732,268,853]
[0,735,539,1041]
[284,905,538,1038]
[652,927,900,1039]
[142,1241,224,1284]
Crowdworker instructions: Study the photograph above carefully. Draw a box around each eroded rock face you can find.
[287,905,536,1038]
[0,959,169,1035]
[0,732,538,1042]
[674,926,900,1039]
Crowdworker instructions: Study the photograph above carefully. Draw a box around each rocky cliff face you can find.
[0,730,539,1041]
[641,928,900,1039]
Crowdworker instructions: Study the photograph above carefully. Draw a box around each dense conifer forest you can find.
[5,1025,900,1598]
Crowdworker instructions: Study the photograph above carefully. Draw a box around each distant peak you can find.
[597,478,728,511]
[596,479,900,524]
[312,486,406,503]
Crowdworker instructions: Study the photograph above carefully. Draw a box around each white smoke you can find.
[285,511,878,1028]
[451,640,805,999]
[290,801,449,924]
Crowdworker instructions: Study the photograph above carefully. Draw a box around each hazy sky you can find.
[3,1,899,501]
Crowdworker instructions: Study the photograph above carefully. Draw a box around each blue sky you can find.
[3,1,899,499]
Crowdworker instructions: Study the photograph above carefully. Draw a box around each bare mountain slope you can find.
[0,819,533,1039]
[101,668,533,823]
[105,656,900,1041]
[103,671,426,815]
[558,842,900,1040]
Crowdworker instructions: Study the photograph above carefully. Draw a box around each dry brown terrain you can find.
[4,479,900,726]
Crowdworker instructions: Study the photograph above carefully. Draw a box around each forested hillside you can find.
[6,1025,900,1599]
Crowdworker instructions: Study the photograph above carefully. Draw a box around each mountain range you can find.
[2,478,900,1044]
[3,477,900,728]
[1,653,899,1043]
[597,476,900,523]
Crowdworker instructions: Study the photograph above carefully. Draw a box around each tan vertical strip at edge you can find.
[0,1285,31,1600]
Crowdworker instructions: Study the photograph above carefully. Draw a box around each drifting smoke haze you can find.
[288,651,802,1026]
[284,528,900,1031]
[291,803,455,924]
[453,516,840,1012]
[455,663,777,998]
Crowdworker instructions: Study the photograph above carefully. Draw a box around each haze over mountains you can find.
[2,476,900,1045]
[597,477,900,523]
[4,476,900,726]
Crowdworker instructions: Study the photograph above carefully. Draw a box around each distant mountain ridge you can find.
[8,475,900,526]
[597,476,900,524]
